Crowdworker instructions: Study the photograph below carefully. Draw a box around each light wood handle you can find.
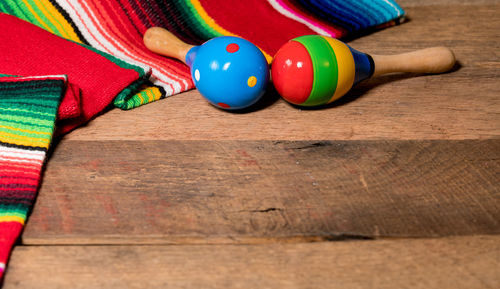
[371,47,456,77]
[143,27,194,64]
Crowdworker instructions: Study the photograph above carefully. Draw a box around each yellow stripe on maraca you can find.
[323,37,355,103]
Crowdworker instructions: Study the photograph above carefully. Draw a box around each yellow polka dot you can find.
[247,76,257,87]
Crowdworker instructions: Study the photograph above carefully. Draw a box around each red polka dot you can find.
[226,43,239,53]
[218,102,231,108]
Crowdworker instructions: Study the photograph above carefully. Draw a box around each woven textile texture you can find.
[0,0,405,109]
[0,13,149,134]
[0,75,66,280]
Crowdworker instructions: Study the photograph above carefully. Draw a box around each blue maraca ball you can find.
[186,36,269,110]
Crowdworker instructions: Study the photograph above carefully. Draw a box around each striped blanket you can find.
[0,75,66,279]
[0,0,405,110]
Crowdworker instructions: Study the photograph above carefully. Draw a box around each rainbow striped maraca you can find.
[271,35,456,107]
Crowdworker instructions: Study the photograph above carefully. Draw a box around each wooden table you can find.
[3,0,499,288]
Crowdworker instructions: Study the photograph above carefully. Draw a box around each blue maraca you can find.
[144,27,269,110]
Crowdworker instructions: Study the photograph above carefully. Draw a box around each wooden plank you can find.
[64,5,500,141]
[4,235,499,289]
[398,0,499,7]
[22,139,499,244]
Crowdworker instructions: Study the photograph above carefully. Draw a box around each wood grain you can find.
[64,4,500,141]
[22,139,499,244]
[397,0,499,7]
[4,235,499,289]
[3,2,500,289]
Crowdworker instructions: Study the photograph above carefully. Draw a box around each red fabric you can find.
[58,83,81,119]
[0,222,23,279]
[0,223,23,261]
[199,0,332,56]
[0,13,141,134]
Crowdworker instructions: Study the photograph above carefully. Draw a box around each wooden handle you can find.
[143,27,194,64]
[371,47,456,77]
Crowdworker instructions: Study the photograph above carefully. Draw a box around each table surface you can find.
[3,0,499,288]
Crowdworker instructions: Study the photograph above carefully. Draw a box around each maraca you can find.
[144,27,269,110]
[271,35,456,106]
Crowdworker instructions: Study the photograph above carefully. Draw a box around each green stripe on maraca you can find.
[294,35,338,107]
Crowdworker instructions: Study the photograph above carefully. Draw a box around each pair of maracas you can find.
[144,27,455,109]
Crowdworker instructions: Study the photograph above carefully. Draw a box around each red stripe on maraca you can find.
[271,41,313,105]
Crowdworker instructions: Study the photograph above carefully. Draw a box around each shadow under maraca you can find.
[218,85,282,114]
[291,66,462,111]
[443,60,462,74]
[208,61,462,113]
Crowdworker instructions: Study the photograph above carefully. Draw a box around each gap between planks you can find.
[3,235,499,289]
